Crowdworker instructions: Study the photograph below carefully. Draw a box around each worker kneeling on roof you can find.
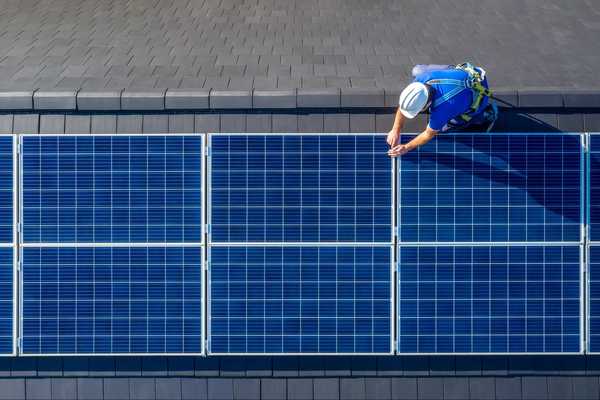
[387,63,498,157]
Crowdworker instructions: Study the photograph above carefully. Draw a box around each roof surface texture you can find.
[0,0,598,93]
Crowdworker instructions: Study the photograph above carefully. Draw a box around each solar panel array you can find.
[398,134,583,354]
[0,131,592,356]
[0,136,14,355]
[209,134,393,354]
[20,135,204,355]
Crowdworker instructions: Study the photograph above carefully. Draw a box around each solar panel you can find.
[209,246,392,354]
[0,136,13,244]
[0,248,13,354]
[21,246,203,355]
[210,134,392,243]
[21,135,203,244]
[589,134,600,241]
[398,134,582,243]
[398,245,581,353]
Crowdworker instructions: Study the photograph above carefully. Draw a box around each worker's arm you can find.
[386,107,406,147]
[387,125,438,157]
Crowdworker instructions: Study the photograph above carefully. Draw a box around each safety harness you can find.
[425,62,496,129]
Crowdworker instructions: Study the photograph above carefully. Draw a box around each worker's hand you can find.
[386,129,400,147]
[387,144,410,157]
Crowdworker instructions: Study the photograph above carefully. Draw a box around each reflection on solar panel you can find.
[210,135,392,243]
[589,135,600,241]
[0,136,13,243]
[210,246,391,354]
[398,134,582,243]
[0,248,13,354]
[398,245,581,353]
[21,135,203,243]
[21,246,202,355]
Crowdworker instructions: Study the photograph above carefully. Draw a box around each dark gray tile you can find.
[34,90,77,110]
[233,378,260,400]
[0,114,13,134]
[0,91,33,110]
[563,90,600,108]
[365,378,391,400]
[246,113,272,132]
[324,358,351,377]
[117,115,143,134]
[297,89,340,108]
[207,378,234,400]
[339,378,365,400]
[37,357,63,376]
[298,113,324,132]
[443,377,469,400]
[129,377,156,400]
[417,377,443,400]
[272,113,298,132]
[210,91,252,109]
[571,376,599,400]
[349,113,375,133]
[194,357,220,377]
[455,356,481,376]
[584,114,600,132]
[469,377,495,400]
[401,357,428,377]
[313,378,339,400]
[51,378,77,400]
[401,113,428,134]
[272,357,299,377]
[261,378,286,400]
[557,113,584,132]
[518,89,563,107]
[91,115,117,134]
[341,88,385,108]
[63,357,89,377]
[522,377,547,400]
[156,378,181,400]
[509,357,536,375]
[77,91,122,111]
[220,358,246,377]
[142,115,168,133]
[287,378,313,400]
[298,357,325,377]
[323,113,349,133]
[88,357,115,377]
[39,114,65,133]
[220,113,246,132]
[76,378,103,400]
[496,377,522,400]
[168,114,195,134]
[391,378,417,400]
[351,357,377,376]
[375,111,395,132]
[165,89,209,110]
[0,379,25,400]
[481,356,508,376]
[493,89,519,108]
[377,357,403,377]
[429,356,455,376]
[181,378,208,400]
[245,357,272,377]
[12,114,38,134]
[102,378,129,400]
[115,357,142,376]
[168,358,195,377]
[65,115,91,134]
[547,377,572,400]
[253,89,296,109]
[194,114,220,133]
[26,378,52,400]
[121,90,165,110]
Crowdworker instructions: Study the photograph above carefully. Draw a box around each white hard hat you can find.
[399,82,431,119]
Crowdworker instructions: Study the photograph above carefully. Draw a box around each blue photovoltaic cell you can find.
[211,135,392,243]
[0,136,12,243]
[398,246,581,353]
[589,135,600,241]
[588,245,600,352]
[0,248,13,354]
[398,134,581,243]
[21,246,202,354]
[21,135,202,243]
[210,246,391,354]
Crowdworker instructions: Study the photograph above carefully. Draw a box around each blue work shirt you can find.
[414,68,489,131]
